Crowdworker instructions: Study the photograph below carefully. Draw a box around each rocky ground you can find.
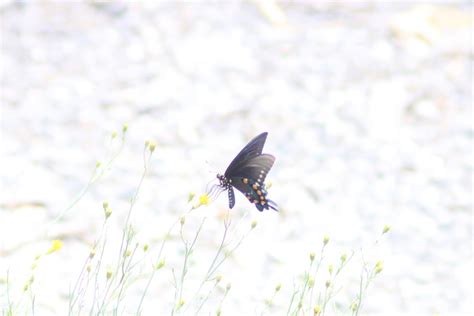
[0,1,472,315]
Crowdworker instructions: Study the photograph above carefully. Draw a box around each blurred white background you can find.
[0,1,472,315]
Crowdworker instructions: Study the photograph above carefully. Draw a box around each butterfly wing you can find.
[224,132,268,178]
[228,154,278,212]
[229,154,275,184]
[230,175,278,212]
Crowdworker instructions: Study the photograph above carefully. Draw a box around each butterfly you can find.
[214,132,278,212]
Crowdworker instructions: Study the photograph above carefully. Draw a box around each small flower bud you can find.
[148,141,156,153]
[340,253,347,263]
[325,280,331,288]
[323,235,330,246]
[155,259,165,270]
[328,264,334,275]
[308,277,315,288]
[251,220,257,229]
[143,244,149,252]
[265,181,273,189]
[89,248,96,259]
[188,192,196,202]
[297,301,303,308]
[216,308,221,316]
[111,131,118,139]
[314,305,321,315]
[122,123,128,134]
[350,302,358,311]
[31,262,37,270]
[178,299,185,307]
[215,275,223,283]
[226,283,232,291]
[145,140,150,148]
[86,264,92,273]
[180,216,185,226]
[106,268,113,280]
[383,225,391,234]
[95,161,102,168]
[309,252,315,262]
[104,207,112,219]
[102,201,109,210]
[124,249,132,258]
[375,261,383,274]
[275,283,281,292]
[23,283,29,292]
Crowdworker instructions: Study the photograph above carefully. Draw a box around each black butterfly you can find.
[215,132,278,212]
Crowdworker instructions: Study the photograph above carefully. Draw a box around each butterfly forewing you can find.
[224,132,268,178]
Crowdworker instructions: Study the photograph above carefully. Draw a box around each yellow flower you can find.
[46,240,63,255]
[193,194,210,209]
[199,194,209,206]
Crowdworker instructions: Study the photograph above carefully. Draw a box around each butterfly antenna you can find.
[205,160,219,175]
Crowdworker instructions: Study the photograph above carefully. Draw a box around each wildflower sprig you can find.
[68,132,158,316]
[264,283,282,308]
[50,124,128,225]
[351,225,391,316]
[172,216,207,314]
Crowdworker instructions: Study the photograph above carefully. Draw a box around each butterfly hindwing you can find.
[229,176,278,212]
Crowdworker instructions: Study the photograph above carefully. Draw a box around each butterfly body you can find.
[216,132,278,212]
